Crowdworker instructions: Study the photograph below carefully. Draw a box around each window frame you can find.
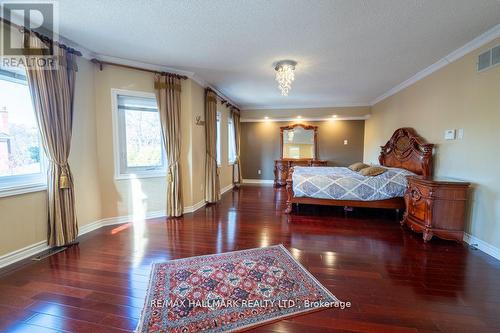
[227,117,236,165]
[111,89,167,180]
[0,68,47,198]
[216,111,221,167]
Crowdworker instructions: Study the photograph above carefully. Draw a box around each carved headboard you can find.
[379,128,434,177]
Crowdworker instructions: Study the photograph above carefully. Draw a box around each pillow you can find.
[348,162,369,172]
[359,166,387,177]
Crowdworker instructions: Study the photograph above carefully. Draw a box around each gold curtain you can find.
[231,108,242,186]
[154,74,183,217]
[205,90,220,203]
[24,34,78,247]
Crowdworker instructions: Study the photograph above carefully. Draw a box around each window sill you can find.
[114,173,167,181]
[0,183,47,199]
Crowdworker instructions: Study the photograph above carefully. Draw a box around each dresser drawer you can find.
[406,185,427,222]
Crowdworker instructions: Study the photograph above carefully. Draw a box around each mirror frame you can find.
[280,123,318,159]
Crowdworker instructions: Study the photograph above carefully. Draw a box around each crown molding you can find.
[371,23,500,106]
[241,115,370,123]
[241,101,370,110]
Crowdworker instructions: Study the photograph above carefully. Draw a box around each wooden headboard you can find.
[379,128,434,177]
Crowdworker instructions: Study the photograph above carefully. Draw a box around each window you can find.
[113,90,166,179]
[228,117,237,164]
[0,67,46,196]
[216,111,221,166]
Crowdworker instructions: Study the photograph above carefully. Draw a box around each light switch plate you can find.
[444,129,456,140]
[457,128,464,139]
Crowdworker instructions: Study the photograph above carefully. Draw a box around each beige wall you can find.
[93,66,206,217]
[0,57,102,256]
[364,38,500,248]
[241,120,365,180]
[94,66,166,218]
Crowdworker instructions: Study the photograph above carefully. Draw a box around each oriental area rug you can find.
[136,244,338,333]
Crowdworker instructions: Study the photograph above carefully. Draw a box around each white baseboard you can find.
[0,240,49,269]
[0,188,241,269]
[0,202,207,269]
[3,203,498,270]
[463,233,500,261]
[184,200,205,214]
[242,179,274,185]
[220,184,235,194]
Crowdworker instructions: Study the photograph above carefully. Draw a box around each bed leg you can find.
[285,168,294,214]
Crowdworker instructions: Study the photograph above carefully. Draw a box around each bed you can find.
[284,128,434,213]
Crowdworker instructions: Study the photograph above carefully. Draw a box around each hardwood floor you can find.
[1,185,499,332]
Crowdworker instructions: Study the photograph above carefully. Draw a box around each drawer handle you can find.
[411,189,422,201]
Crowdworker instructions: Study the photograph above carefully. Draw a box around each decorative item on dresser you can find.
[402,176,470,242]
[274,159,327,186]
[274,123,327,186]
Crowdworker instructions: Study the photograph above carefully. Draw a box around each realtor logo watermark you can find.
[1,0,59,69]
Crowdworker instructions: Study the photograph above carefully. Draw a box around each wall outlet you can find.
[457,128,464,139]
[343,139,348,145]
[257,169,261,175]
[444,129,456,140]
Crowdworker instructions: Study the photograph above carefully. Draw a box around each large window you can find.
[113,90,166,179]
[216,111,221,166]
[0,67,46,196]
[228,117,236,164]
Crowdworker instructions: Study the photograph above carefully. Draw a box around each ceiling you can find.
[56,0,500,109]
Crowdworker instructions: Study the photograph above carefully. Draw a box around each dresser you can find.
[274,159,327,186]
[402,176,470,242]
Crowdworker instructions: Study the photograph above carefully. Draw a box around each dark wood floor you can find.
[1,185,500,333]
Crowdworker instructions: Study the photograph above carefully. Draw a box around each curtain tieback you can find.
[55,162,71,189]
[167,160,179,183]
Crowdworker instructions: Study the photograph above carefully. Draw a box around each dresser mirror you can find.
[280,124,318,159]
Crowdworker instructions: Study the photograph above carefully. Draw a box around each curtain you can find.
[231,108,242,186]
[154,74,183,217]
[24,34,78,247]
[205,90,220,203]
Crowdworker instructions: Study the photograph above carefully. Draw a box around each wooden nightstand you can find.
[402,176,470,242]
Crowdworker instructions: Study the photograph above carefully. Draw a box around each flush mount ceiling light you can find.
[274,60,297,96]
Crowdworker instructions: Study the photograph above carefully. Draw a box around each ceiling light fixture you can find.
[274,60,297,96]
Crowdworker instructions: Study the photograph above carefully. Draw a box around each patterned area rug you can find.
[137,245,338,333]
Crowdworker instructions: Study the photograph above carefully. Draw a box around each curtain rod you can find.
[0,17,82,56]
[206,87,240,111]
[91,59,188,79]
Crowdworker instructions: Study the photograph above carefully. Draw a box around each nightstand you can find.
[402,176,470,242]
